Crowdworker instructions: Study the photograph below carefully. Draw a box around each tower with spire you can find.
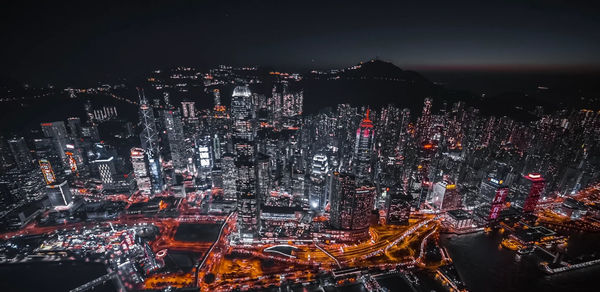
[353,109,375,181]
[138,88,164,194]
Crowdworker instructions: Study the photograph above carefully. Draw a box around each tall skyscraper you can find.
[521,173,545,213]
[236,159,259,240]
[479,177,509,220]
[330,172,376,230]
[231,85,253,140]
[417,97,433,144]
[353,109,375,181]
[92,156,116,189]
[131,148,152,195]
[309,153,329,211]
[138,88,164,194]
[429,181,461,211]
[163,109,186,171]
[40,121,70,161]
[8,137,33,172]
[386,187,411,225]
[221,154,237,201]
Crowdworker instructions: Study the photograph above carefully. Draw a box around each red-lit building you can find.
[521,173,545,213]
[489,186,509,220]
[353,109,375,181]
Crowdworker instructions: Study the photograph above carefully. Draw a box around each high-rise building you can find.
[236,159,259,240]
[221,154,237,201]
[46,181,73,207]
[386,187,412,225]
[181,101,196,119]
[417,98,433,144]
[231,85,253,140]
[353,109,375,181]
[38,159,56,185]
[520,173,545,213]
[8,137,33,171]
[131,148,152,195]
[67,117,82,138]
[479,177,509,220]
[330,172,375,230]
[429,181,461,211]
[138,88,164,194]
[309,154,329,211]
[40,121,70,160]
[163,109,186,170]
[256,154,271,202]
[92,156,116,189]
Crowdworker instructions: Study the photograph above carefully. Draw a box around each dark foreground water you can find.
[441,232,600,292]
[0,261,116,292]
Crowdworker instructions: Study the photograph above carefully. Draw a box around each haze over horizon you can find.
[2,0,600,86]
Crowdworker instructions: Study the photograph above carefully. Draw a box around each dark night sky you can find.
[2,0,600,86]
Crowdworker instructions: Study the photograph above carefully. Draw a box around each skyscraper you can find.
[40,121,70,161]
[236,159,259,240]
[353,109,375,181]
[330,172,376,230]
[386,187,411,225]
[138,88,164,194]
[131,148,152,195]
[521,173,545,213]
[163,108,186,171]
[479,177,509,220]
[231,85,253,140]
[92,156,116,189]
[309,153,329,211]
[8,137,33,172]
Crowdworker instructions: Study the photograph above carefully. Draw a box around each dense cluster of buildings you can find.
[1,64,599,245]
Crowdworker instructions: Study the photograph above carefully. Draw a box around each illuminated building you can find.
[330,172,376,230]
[92,156,116,188]
[32,138,63,176]
[46,181,73,207]
[429,181,461,211]
[446,209,473,229]
[8,137,33,171]
[67,117,82,138]
[256,154,271,202]
[131,148,152,195]
[138,88,164,194]
[221,153,237,201]
[441,183,462,210]
[386,187,411,225]
[479,177,509,220]
[309,153,329,211]
[181,101,196,119]
[195,135,213,175]
[236,159,259,240]
[213,88,221,107]
[162,94,186,171]
[40,121,70,161]
[520,173,546,213]
[417,97,432,143]
[231,85,253,140]
[353,109,375,181]
[38,159,56,185]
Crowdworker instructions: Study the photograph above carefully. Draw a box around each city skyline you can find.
[1,1,600,292]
